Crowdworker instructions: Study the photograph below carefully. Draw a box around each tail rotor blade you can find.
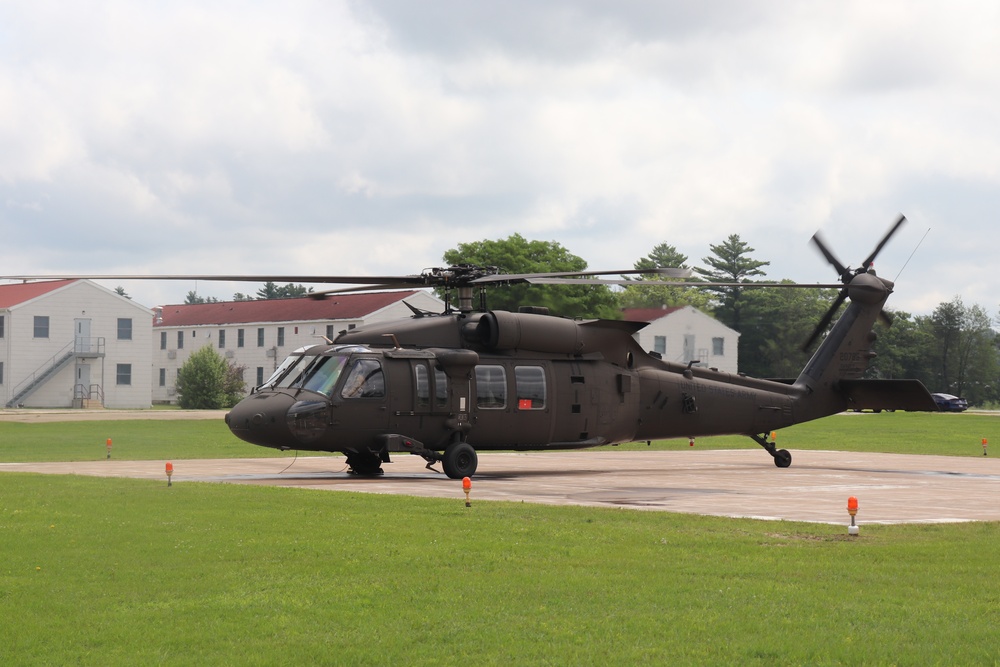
[810,232,849,281]
[861,213,907,269]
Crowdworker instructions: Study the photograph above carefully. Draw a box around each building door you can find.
[75,318,93,353]
[683,334,695,364]
[76,364,91,398]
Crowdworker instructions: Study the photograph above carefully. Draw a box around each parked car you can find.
[932,393,969,412]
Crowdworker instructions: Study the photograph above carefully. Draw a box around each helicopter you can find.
[7,215,938,478]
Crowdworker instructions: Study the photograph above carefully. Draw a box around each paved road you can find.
[4,449,1000,525]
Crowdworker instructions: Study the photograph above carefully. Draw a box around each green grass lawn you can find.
[3,411,999,664]
[0,410,997,463]
[0,419,306,462]
[2,473,998,666]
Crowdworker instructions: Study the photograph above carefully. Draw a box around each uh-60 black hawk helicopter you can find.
[9,215,938,478]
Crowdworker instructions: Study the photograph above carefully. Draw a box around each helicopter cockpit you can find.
[227,344,387,451]
[256,344,374,397]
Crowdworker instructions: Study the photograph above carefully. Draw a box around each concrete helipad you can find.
[4,449,1000,525]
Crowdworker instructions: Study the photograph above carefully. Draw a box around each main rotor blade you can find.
[469,267,693,284]
[861,213,907,269]
[526,278,843,288]
[801,290,848,352]
[1,274,428,285]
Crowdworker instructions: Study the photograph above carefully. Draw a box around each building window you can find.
[326,324,334,340]
[0,361,4,385]
[277,327,285,346]
[653,336,666,355]
[117,318,133,340]
[218,329,226,349]
[33,316,49,338]
[238,329,245,347]
[475,365,507,409]
[515,366,546,410]
[0,314,5,338]
[256,367,264,387]
[177,331,184,349]
[712,337,725,356]
[116,364,132,386]
[257,328,265,347]
[160,331,167,350]
[159,368,166,387]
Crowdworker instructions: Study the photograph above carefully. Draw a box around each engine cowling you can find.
[474,310,586,354]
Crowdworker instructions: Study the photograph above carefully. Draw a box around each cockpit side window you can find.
[341,358,385,399]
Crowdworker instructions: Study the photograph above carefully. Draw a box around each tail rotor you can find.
[801,214,906,352]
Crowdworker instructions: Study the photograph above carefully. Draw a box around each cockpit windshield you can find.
[264,345,369,398]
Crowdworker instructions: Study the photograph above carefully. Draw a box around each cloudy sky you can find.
[1,1,997,316]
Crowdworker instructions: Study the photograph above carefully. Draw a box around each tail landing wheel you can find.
[749,433,792,468]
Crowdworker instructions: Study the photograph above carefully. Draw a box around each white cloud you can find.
[0,0,998,317]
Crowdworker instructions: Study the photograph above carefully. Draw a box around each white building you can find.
[152,290,445,403]
[623,305,740,374]
[0,280,154,408]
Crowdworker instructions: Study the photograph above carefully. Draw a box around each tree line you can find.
[446,234,1000,406]
[172,233,998,408]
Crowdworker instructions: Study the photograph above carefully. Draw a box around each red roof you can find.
[0,279,77,309]
[622,306,684,323]
[155,291,427,327]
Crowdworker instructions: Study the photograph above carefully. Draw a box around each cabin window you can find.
[712,337,725,356]
[117,318,132,340]
[475,365,507,409]
[515,366,546,410]
[341,358,385,399]
[415,363,430,409]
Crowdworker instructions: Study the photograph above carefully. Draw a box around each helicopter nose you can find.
[226,392,298,449]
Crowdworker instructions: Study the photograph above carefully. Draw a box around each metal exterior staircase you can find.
[5,338,105,408]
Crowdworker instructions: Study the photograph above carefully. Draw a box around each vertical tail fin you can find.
[795,271,891,392]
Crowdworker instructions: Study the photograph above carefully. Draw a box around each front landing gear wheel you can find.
[773,449,792,468]
[346,452,384,476]
[442,442,478,479]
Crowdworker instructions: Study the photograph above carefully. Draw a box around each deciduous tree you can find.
[442,234,620,319]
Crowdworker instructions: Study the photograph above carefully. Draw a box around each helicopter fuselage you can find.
[225,309,812,478]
